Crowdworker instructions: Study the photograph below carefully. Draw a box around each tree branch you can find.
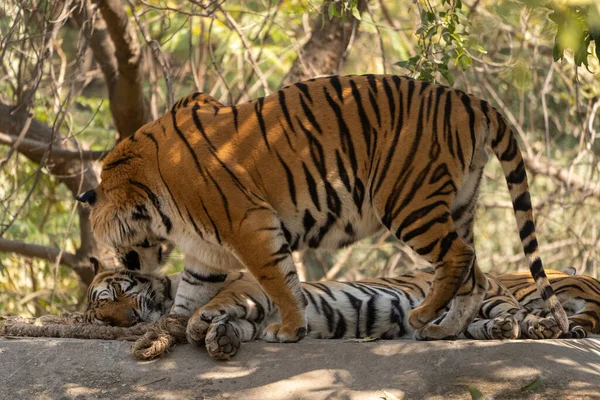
[281,0,368,86]
[0,238,94,285]
[74,0,150,141]
[525,156,600,199]
[0,132,110,161]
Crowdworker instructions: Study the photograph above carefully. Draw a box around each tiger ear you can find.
[90,257,103,275]
[76,189,97,206]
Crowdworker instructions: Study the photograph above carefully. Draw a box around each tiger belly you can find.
[279,202,383,251]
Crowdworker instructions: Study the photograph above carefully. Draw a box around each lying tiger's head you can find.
[85,256,176,327]
[76,134,176,272]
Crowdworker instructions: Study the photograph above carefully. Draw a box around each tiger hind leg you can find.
[384,202,484,337]
[413,262,488,340]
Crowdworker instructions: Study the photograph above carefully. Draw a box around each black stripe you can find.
[302,163,321,211]
[320,295,335,334]
[348,81,372,155]
[206,171,233,228]
[231,105,239,132]
[513,192,532,212]
[333,310,347,339]
[171,107,207,181]
[501,137,518,161]
[382,77,396,131]
[373,93,404,195]
[342,291,363,337]
[255,98,270,150]
[506,160,526,185]
[276,152,297,207]
[129,180,172,233]
[437,231,459,263]
[201,200,221,244]
[336,150,352,192]
[142,132,186,222]
[329,76,344,102]
[103,155,136,171]
[300,95,322,134]
[186,206,204,240]
[308,212,336,248]
[295,82,312,102]
[460,93,477,164]
[278,91,294,131]
[323,87,358,175]
[302,209,316,239]
[519,220,535,241]
[366,296,377,336]
[184,268,228,283]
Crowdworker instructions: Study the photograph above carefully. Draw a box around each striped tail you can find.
[486,104,569,333]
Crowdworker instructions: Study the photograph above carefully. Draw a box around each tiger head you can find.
[76,133,177,272]
[85,256,178,327]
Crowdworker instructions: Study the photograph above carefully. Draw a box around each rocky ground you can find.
[1,337,599,399]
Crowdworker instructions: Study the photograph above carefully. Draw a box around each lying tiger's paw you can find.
[205,322,241,361]
[490,316,519,340]
[525,317,562,339]
[262,322,307,343]
[186,308,227,346]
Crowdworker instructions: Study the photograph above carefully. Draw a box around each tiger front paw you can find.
[490,316,520,340]
[205,322,241,360]
[525,317,562,339]
[186,308,227,346]
[262,322,307,343]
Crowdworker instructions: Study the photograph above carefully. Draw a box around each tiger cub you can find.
[76,74,568,342]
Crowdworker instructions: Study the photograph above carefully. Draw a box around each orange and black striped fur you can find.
[85,258,177,327]
[499,269,599,336]
[77,74,568,342]
[86,256,593,360]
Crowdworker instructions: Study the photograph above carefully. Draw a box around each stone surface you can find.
[1,337,599,399]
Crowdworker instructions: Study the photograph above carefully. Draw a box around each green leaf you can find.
[553,42,564,61]
[468,386,485,400]
[328,3,335,20]
[473,44,487,54]
[351,6,361,21]
[440,67,455,86]
[521,376,543,392]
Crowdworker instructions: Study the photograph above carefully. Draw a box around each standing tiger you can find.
[76,74,568,342]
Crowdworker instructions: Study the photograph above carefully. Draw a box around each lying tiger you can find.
[76,74,569,343]
[86,257,593,360]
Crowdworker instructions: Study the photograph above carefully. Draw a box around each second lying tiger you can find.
[86,260,593,360]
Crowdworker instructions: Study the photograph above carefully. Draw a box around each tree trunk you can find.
[281,0,368,86]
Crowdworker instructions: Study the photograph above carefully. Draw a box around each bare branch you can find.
[126,0,174,108]
[0,132,110,161]
[525,156,600,199]
[75,0,150,141]
[281,0,368,86]
[0,238,94,285]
